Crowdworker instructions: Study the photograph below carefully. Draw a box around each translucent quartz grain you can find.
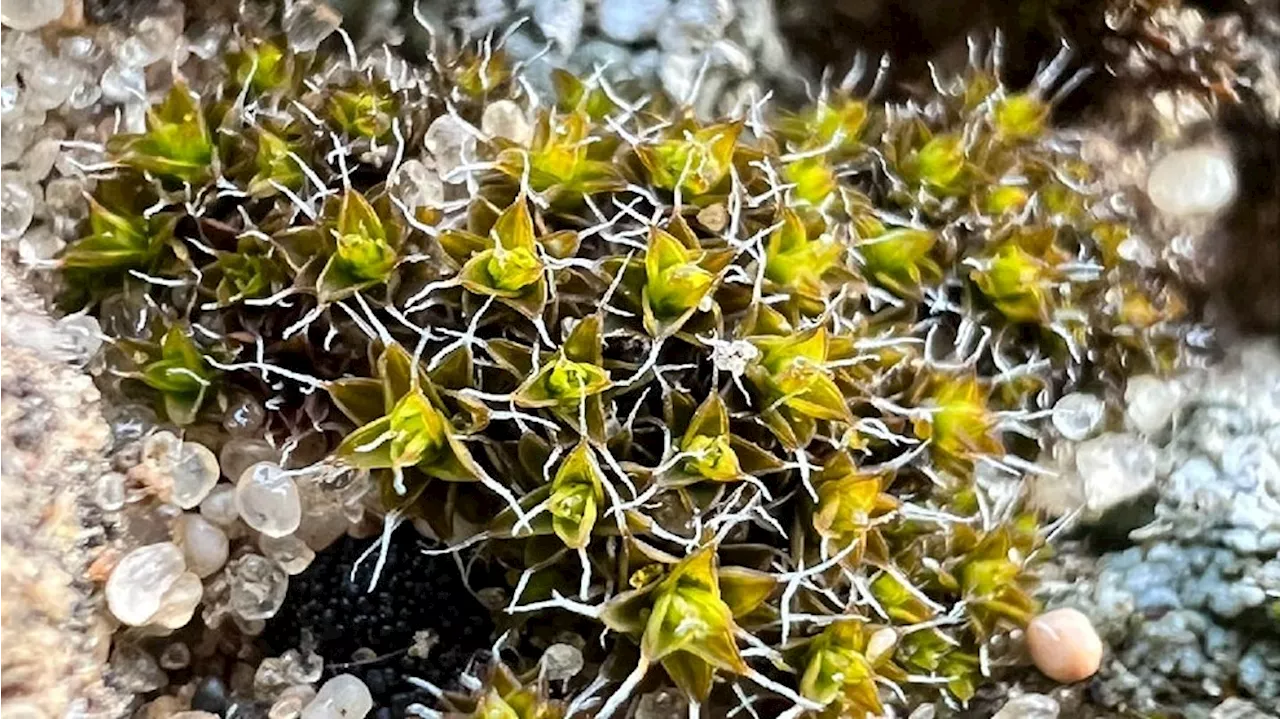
[1147,146,1237,217]
[174,513,229,578]
[235,462,302,538]
[172,441,221,508]
[300,675,372,719]
[105,542,186,626]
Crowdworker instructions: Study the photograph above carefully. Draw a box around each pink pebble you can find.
[1026,607,1103,683]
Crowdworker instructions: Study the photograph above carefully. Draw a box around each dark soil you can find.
[260,527,494,717]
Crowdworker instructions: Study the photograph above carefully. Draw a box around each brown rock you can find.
[1026,607,1104,684]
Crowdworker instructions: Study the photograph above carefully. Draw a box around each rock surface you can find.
[0,256,120,717]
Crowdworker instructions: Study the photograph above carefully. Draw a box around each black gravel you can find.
[260,526,493,715]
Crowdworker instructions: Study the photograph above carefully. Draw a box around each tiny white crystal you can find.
[301,674,373,719]
[1075,432,1158,513]
[236,462,302,538]
[389,159,443,210]
[424,115,477,185]
[1,0,67,32]
[1124,374,1183,435]
[174,513,229,578]
[228,554,288,621]
[1051,392,1105,441]
[172,441,221,508]
[259,534,316,575]
[149,571,203,629]
[94,472,127,511]
[106,542,187,626]
[99,63,146,104]
[481,100,531,146]
[56,314,103,364]
[284,0,342,53]
[1146,146,1238,217]
[2,170,36,241]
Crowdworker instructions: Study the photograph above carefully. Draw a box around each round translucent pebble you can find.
[236,462,302,538]
[1051,393,1105,441]
[100,63,145,103]
[259,534,316,575]
[1,0,67,31]
[1075,432,1157,513]
[1124,374,1183,435]
[481,100,531,145]
[1147,146,1237,217]
[222,395,265,436]
[17,224,63,263]
[1,171,36,241]
[220,438,279,483]
[283,0,342,52]
[270,685,317,719]
[200,484,240,526]
[228,554,288,621]
[301,674,373,719]
[56,314,103,364]
[95,472,127,511]
[174,513,229,578]
[143,430,182,466]
[149,571,203,629]
[172,441,221,509]
[106,542,186,626]
[1027,608,1103,683]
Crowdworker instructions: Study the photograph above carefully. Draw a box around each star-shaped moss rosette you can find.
[600,544,774,705]
[632,120,743,203]
[551,68,617,121]
[794,620,906,719]
[659,393,783,487]
[810,452,900,566]
[775,94,871,159]
[330,343,486,499]
[202,234,289,307]
[226,35,307,97]
[746,326,855,449]
[909,374,1003,476]
[605,213,735,338]
[488,441,631,550]
[763,208,854,318]
[931,522,1041,638]
[106,82,214,185]
[970,225,1070,324]
[59,176,184,300]
[451,47,513,99]
[894,128,970,198]
[118,324,220,426]
[221,121,310,199]
[855,224,942,299]
[493,110,624,205]
[512,315,611,441]
[273,188,409,303]
[438,195,578,319]
[435,660,565,719]
[324,77,397,140]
